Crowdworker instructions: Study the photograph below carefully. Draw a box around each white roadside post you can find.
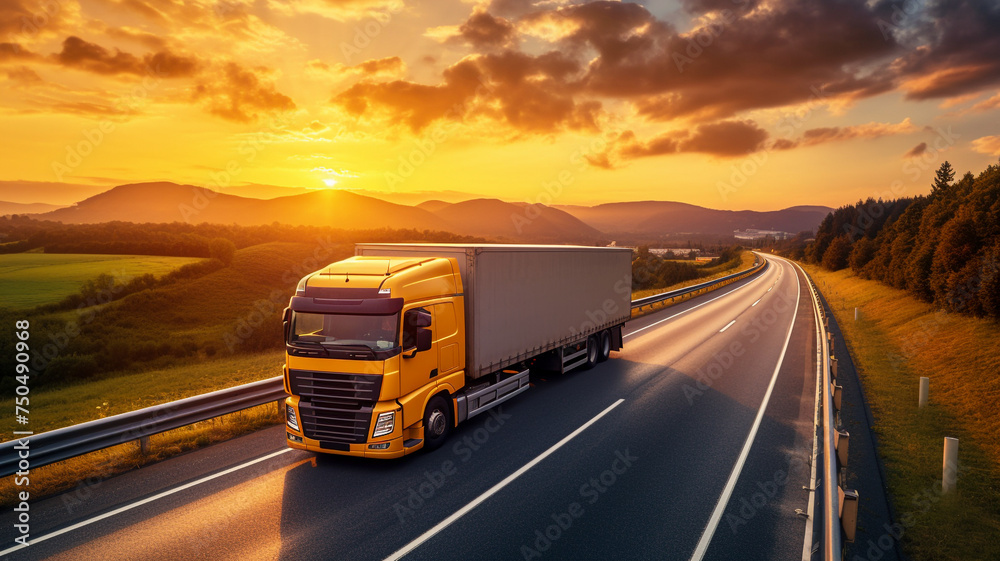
[919,377,930,408]
[943,437,959,494]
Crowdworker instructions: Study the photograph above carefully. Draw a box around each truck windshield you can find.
[289,312,399,351]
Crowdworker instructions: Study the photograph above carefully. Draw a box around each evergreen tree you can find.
[932,161,955,195]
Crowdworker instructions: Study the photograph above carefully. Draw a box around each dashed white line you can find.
[0,448,294,557]
[752,298,762,307]
[383,399,625,561]
[688,258,802,561]
[719,320,737,332]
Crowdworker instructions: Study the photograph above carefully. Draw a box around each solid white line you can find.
[0,448,293,557]
[688,259,801,561]
[752,298,762,307]
[383,399,625,561]
[719,320,736,333]
[797,259,821,561]
[625,266,768,339]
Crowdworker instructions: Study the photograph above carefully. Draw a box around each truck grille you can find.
[288,370,383,444]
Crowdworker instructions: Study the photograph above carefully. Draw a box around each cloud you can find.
[309,56,406,79]
[798,118,917,146]
[904,142,928,158]
[886,0,1000,100]
[193,62,296,122]
[52,36,199,77]
[971,135,1000,156]
[457,9,515,48]
[599,119,769,165]
[332,50,599,134]
[971,92,1000,112]
[266,0,402,22]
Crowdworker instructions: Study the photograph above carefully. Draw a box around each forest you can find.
[800,160,1000,318]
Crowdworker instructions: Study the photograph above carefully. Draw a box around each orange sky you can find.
[1,0,999,211]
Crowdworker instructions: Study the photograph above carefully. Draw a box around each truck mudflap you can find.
[454,368,530,424]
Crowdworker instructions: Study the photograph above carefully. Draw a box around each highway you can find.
[1,256,821,561]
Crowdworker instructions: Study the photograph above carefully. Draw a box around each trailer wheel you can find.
[597,330,612,362]
[582,335,599,370]
[423,395,451,451]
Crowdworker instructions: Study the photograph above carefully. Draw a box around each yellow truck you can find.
[282,244,632,458]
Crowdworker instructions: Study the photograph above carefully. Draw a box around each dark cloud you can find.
[332,50,598,133]
[52,36,198,77]
[614,119,769,162]
[883,0,1000,100]
[904,142,928,158]
[355,56,404,75]
[193,62,296,123]
[458,9,515,48]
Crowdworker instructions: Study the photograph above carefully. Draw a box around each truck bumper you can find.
[285,429,425,458]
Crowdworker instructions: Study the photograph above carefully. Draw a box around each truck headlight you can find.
[286,404,299,431]
[372,411,395,438]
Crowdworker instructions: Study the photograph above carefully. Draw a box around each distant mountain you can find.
[554,201,832,236]
[349,188,484,206]
[0,180,109,205]
[36,182,448,231]
[0,201,66,215]
[429,199,602,242]
[28,181,831,241]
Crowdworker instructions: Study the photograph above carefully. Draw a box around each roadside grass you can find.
[803,264,1000,561]
[0,351,284,507]
[631,250,758,318]
[0,253,203,309]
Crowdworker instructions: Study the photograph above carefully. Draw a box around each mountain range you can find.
[6,182,832,242]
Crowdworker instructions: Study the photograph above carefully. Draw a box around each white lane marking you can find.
[625,266,769,339]
[768,286,773,292]
[752,298,762,307]
[719,320,736,333]
[383,399,625,561]
[0,448,294,557]
[688,259,802,561]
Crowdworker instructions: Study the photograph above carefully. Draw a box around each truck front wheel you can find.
[423,395,452,451]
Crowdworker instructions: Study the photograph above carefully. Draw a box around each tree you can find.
[932,161,955,195]
[822,235,852,271]
[209,237,237,265]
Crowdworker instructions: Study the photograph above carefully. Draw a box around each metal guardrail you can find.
[631,254,767,310]
[798,267,857,561]
[2,253,769,478]
[0,376,285,477]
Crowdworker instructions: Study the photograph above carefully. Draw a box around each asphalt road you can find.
[2,256,822,561]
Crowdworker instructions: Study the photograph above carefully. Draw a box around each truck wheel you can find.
[597,330,612,362]
[582,335,599,370]
[423,395,451,451]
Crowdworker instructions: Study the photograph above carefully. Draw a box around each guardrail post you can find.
[833,384,843,412]
[919,377,929,408]
[276,399,283,417]
[943,437,959,494]
[139,436,150,455]
[835,430,849,467]
[830,356,838,379]
[839,488,859,543]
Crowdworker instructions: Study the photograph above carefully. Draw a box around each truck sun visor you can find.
[289,296,404,315]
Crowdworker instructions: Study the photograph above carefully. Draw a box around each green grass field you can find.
[804,264,1000,561]
[0,253,204,309]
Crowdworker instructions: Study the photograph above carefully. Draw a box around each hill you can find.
[0,201,65,215]
[555,201,832,235]
[37,182,448,231]
[430,199,602,242]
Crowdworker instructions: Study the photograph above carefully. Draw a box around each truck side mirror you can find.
[403,308,433,358]
[415,328,432,352]
[282,307,291,342]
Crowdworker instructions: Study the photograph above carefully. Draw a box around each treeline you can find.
[805,160,1000,318]
[0,217,485,257]
[632,245,743,290]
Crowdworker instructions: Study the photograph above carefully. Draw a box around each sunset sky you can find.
[1,0,999,211]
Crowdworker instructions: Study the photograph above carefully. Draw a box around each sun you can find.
[322,178,338,187]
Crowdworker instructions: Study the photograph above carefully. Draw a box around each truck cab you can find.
[283,255,465,458]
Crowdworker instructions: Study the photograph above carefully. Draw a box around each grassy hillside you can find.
[805,264,1000,561]
[0,253,203,309]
